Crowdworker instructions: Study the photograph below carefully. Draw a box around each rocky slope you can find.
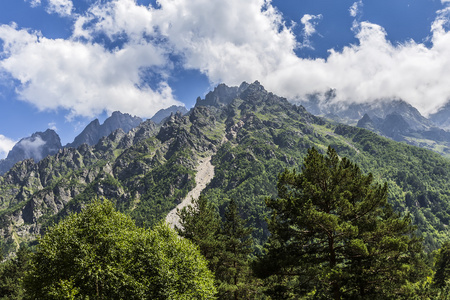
[1,81,450,257]
[67,111,143,148]
[165,155,215,229]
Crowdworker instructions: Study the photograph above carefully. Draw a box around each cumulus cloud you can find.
[0,24,181,119]
[265,20,450,116]
[150,0,297,86]
[2,0,450,118]
[46,0,74,17]
[301,14,323,37]
[0,134,16,159]
[349,1,363,18]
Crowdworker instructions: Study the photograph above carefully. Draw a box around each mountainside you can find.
[0,112,143,176]
[1,81,450,257]
[299,94,450,156]
[0,129,61,175]
[67,111,143,148]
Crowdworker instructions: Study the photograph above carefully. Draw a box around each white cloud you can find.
[300,14,322,49]
[349,1,363,18]
[46,0,74,17]
[74,0,155,42]
[150,0,297,86]
[18,136,46,161]
[0,134,16,159]
[25,0,42,8]
[0,24,181,119]
[301,14,322,37]
[48,122,57,131]
[2,0,450,119]
[265,20,450,116]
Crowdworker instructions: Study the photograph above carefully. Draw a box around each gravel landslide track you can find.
[165,155,214,229]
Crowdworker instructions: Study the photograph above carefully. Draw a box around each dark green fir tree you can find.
[176,195,223,272]
[216,199,255,300]
[256,147,428,299]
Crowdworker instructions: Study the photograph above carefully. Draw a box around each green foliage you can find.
[216,199,256,300]
[176,195,222,272]
[434,241,450,288]
[256,147,429,299]
[25,199,216,299]
[131,147,196,228]
[177,197,265,299]
[0,246,31,299]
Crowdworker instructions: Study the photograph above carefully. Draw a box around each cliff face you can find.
[1,81,450,257]
[67,111,143,149]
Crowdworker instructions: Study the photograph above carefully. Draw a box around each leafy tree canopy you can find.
[25,199,216,299]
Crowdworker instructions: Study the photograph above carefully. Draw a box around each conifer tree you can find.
[216,199,254,300]
[256,147,428,299]
[434,241,450,288]
[0,245,31,299]
[177,195,223,272]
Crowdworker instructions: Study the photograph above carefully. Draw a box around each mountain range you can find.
[1,81,450,257]
[298,92,450,156]
[0,107,188,176]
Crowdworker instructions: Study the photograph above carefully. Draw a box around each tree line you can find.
[2,147,450,299]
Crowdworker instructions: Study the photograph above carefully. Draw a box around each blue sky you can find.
[0,0,449,158]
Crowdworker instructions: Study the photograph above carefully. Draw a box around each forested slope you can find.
[1,81,450,257]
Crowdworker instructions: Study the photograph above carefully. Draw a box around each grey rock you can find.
[67,111,142,148]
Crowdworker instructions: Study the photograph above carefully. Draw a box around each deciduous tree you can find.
[25,199,216,299]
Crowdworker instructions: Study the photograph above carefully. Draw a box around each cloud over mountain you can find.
[1,0,450,117]
[0,134,16,159]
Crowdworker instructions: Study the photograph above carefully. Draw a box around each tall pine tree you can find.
[216,199,254,300]
[177,197,262,299]
[176,195,223,273]
[256,147,428,299]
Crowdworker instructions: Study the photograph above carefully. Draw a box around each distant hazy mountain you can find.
[150,105,188,124]
[298,93,450,156]
[67,111,142,148]
[0,129,62,175]
[430,102,450,131]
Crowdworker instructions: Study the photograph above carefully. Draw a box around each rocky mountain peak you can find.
[0,129,62,175]
[67,111,142,149]
[356,113,375,131]
[195,81,270,108]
